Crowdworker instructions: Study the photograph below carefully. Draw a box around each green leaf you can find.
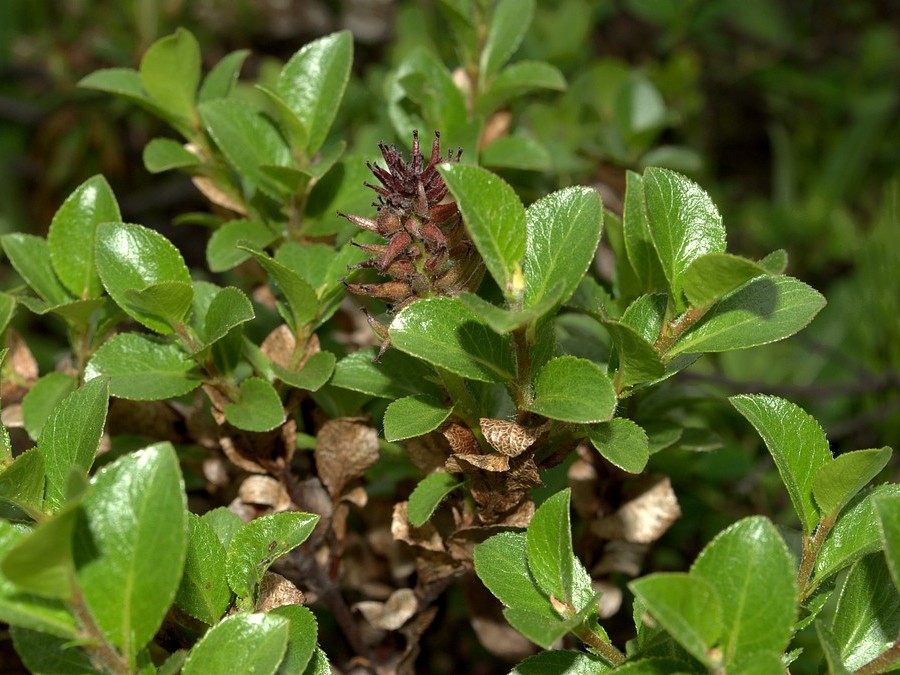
[682,253,769,308]
[0,450,45,518]
[643,167,726,308]
[588,418,649,474]
[21,372,77,442]
[504,595,601,650]
[276,31,353,155]
[0,292,15,334]
[629,573,722,666]
[74,443,188,657]
[199,49,250,102]
[758,249,788,275]
[480,135,552,171]
[390,297,515,383]
[47,175,120,299]
[9,626,95,674]
[383,395,453,442]
[874,495,900,590]
[526,489,593,611]
[95,221,193,334]
[206,220,277,272]
[691,516,797,667]
[816,621,853,675]
[668,276,826,356]
[240,245,318,331]
[622,170,666,294]
[273,350,336,393]
[175,513,232,625]
[478,60,566,113]
[600,657,691,674]
[439,164,526,298]
[123,280,194,332]
[407,472,464,527]
[143,138,200,173]
[226,512,319,599]
[202,507,244,550]
[1,233,71,305]
[474,532,557,618]
[223,377,285,433]
[510,651,608,675]
[271,604,318,675]
[457,288,564,335]
[182,612,289,675]
[78,68,175,127]
[201,286,255,348]
[301,647,332,675]
[331,348,442,399]
[480,0,535,77]
[16,296,107,327]
[38,378,109,511]
[831,554,900,670]
[730,395,832,534]
[199,99,292,198]
[255,85,309,152]
[602,320,665,389]
[139,28,201,121]
[813,447,892,519]
[85,332,200,400]
[275,242,338,294]
[815,485,900,587]
[523,186,603,309]
[522,356,617,424]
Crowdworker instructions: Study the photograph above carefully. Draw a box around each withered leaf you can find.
[479,418,544,457]
[406,432,451,474]
[354,588,418,631]
[1,330,38,404]
[192,176,247,215]
[591,475,681,543]
[391,502,444,553]
[314,417,379,499]
[257,571,305,612]
[442,422,479,455]
[238,475,292,512]
[451,452,509,473]
[591,540,649,577]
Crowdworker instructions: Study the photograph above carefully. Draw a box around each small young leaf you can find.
[78,68,174,125]
[270,604,318,675]
[226,512,319,599]
[143,138,200,173]
[123,280,194,332]
[383,395,453,443]
[175,513,232,625]
[874,495,900,590]
[182,613,289,675]
[202,507,244,550]
[730,395,831,535]
[275,242,339,294]
[0,450,45,518]
[623,171,666,294]
[274,350,336,392]
[47,174,120,299]
[588,418,649,474]
[1,233,71,305]
[407,472,464,527]
[602,320,665,389]
[523,186,603,309]
[202,286,255,348]
[9,626,95,675]
[690,516,797,667]
[478,60,566,113]
[682,253,769,308]
[758,249,788,275]
[438,164,526,298]
[390,297,516,383]
[522,356,617,424]
[239,245,318,331]
[480,0,535,78]
[331,348,442,399]
[667,276,826,356]
[813,447,892,518]
[199,49,250,102]
[643,167,726,308]
[95,221,193,334]
[21,372,77,442]
[457,288,563,335]
[37,378,110,511]
[85,332,200,401]
[276,31,353,155]
[629,573,722,666]
[223,377,286,433]
[474,532,557,618]
[206,220,277,272]
[74,443,188,657]
[139,28,201,121]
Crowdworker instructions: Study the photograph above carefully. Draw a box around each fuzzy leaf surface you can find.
[383,395,453,442]
[223,377,285,433]
[201,286,255,348]
[874,494,900,590]
[588,418,649,474]
[0,450,45,518]
[271,604,318,675]
[602,320,665,388]
[123,280,194,331]
[474,532,557,618]
[522,356,616,423]
[182,613,289,675]
[407,472,464,527]
[509,651,608,675]
[274,351,335,392]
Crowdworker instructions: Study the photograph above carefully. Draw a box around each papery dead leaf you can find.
[591,475,681,543]
[1,330,38,403]
[354,588,418,631]
[391,502,444,553]
[479,418,545,457]
[257,571,305,612]
[238,475,292,512]
[442,422,479,455]
[592,540,649,577]
[315,418,379,499]
[406,432,450,474]
[192,176,247,215]
[464,578,535,661]
[594,579,623,619]
[451,452,509,472]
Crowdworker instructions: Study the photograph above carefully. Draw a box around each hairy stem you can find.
[572,624,626,667]
[69,584,130,675]
[798,515,835,601]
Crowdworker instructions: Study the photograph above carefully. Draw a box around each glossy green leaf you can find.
[255,85,309,152]
[566,277,616,322]
[523,186,603,309]
[271,604,318,675]
[526,489,594,611]
[176,513,232,625]
[682,253,769,308]
[813,447,892,518]
[730,395,831,534]
[21,372,77,442]
[602,320,665,389]
[816,621,853,675]
[407,472,464,527]
[522,356,617,424]
[623,171,666,294]
[202,507,244,550]
[85,332,199,400]
[510,650,607,675]
[182,612,289,675]
[474,532,557,618]
[331,347,442,399]
[874,495,900,590]
[199,49,250,102]
[439,164,526,298]
[643,167,725,308]
[276,31,353,154]
[123,280,194,332]
[47,175,120,299]
[730,652,790,675]
[199,99,292,198]
[629,573,722,666]
[457,288,563,334]
[601,657,692,674]
[690,516,796,667]
[831,554,900,670]
[301,647,331,675]
[621,292,666,343]
[1,233,71,305]
[226,512,319,599]
[223,377,285,433]
[504,594,601,650]
[139,28,201,120]
[274,350,336,392]
[202,286,255,348]
[9,626,95,674]
[390,297,515,383]
[668,276,826,356]
[143,138,200,173]
[478,60,566,113]
[95,221,193,334]
[815,485,900,587]
[77,68,174,125]
[240,245,318,331]
[74,443,188,657]
[480,0,534,77]
[16,296,106,327]
[206,220,277,272]
[38,378,109,511]
[0,450,45,518]
[480,135,552,171]
[588,418,649,474]
[275,242,338,294]
[383,395,453,442]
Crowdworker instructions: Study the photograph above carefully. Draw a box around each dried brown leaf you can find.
[591,540,649,577]
[479,418,544,457]
[354,588,418,631]
[257,571,305,612]
[2,330,38,404]
[260,324,296,370]
[238,475,292,512]
[315,418,379,499]
[442,422,479,455]
[591,475,681,543]
[451,452,509,472]
[406,432,450,474]
[464,578,536,661]
[391,502,444,553]
[192,176,247,215]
